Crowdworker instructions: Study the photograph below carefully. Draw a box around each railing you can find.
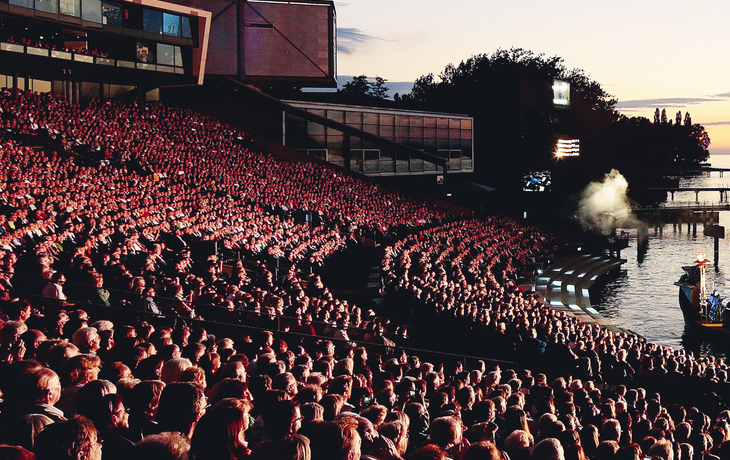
[632,201,730,211]
[0,42,185,75]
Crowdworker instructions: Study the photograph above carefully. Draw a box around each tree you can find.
[684,112,692,126]
[396,48,710,194]
[370,76,389,99]
[676,111,682,126]
[340,75,370,97]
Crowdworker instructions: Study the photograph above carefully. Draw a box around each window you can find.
[157,43,174,66]
[82,0,101,22]
[9,0,34,8]
[102,1,122,26]
[60,0,81,16]
[136,41,154,63]
[174,46,183,66]
[181,16,192,38]
[163,13,180,36]
[143,9,163,34]
[35,0,58,13]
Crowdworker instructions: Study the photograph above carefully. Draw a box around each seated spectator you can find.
[189,398,252,460]
[33,416,102,460]
[531,438,564,460]
[156,382,207,439]
[72,327,101,355]
[134,432,190,460]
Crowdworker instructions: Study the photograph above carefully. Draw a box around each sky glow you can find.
[334,0,730,154]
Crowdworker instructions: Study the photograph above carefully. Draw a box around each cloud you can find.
[337,28,381,54]
[616,97,722,110]
[702,121,730,126]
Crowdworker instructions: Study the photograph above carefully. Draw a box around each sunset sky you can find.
[332,0,730,154]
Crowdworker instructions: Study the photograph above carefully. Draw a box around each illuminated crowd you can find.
[0,90,729,460]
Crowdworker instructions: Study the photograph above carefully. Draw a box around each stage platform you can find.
[531,254,625,329]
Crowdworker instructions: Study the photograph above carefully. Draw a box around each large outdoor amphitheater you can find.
[0,1,728,460]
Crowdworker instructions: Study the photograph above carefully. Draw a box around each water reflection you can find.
[589,155,730,358]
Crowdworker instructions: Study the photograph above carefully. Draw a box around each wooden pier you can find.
[647,187,730,203]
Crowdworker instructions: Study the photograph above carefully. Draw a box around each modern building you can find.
[283,101,474,176]
[0,0,212,98]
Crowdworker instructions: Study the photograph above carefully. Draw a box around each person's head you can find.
[84,393,129,434]
[378,421,409,457]
[429,416,462,451]
[262,399,302,442]
[272,434,311,460]
[128,380,165,419]
[531,438,565,460]
[72,328,101,354]
[321,394,345,421]
[160,358,193,384]
[34,417,102,460]
[216,361,246,382]
[504,429,534,454]
[407,444,448,460]
[6,299,32,322]
[189,398,252,460]
[156,382,207,437]
[405,402,430,433]
[648,438,674,460]
[1,320,28,347]
[62,354,101,386]
[463,441,501,460]
[309,420,361,460]
[601,419,621,443]
[272,372,299,398]
[134,432,190,460]
[73,379,117,414]
[20,367,62,406]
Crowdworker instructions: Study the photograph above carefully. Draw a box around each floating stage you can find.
[530,254,625,330]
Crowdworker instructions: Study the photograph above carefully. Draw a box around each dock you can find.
[533,254,625,329]
[648,187,730,203]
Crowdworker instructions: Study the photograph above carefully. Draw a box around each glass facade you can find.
[163,13,180,36]
[102,1,122,26]
[59,0,80,16]
[285,102,473,175]
[82,0,102,22]
[9,0,34,8]
[8,0,193,34]
[35,0,58,13]
[143,9,163,34]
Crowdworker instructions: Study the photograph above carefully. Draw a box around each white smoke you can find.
[577,169,637,232]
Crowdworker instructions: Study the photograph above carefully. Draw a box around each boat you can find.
[676,254,730,335]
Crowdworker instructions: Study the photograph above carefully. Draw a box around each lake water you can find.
[591,154,730,356]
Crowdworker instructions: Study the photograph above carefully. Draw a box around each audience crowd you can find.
[0,89,728,460]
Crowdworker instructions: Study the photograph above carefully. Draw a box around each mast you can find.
[697,253,710,318]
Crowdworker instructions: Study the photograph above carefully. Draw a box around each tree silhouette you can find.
[396,48,710,195]
[676,111,682,126]
[371,76,389,99]
[339,75,390,100]
[340,75,371,96]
